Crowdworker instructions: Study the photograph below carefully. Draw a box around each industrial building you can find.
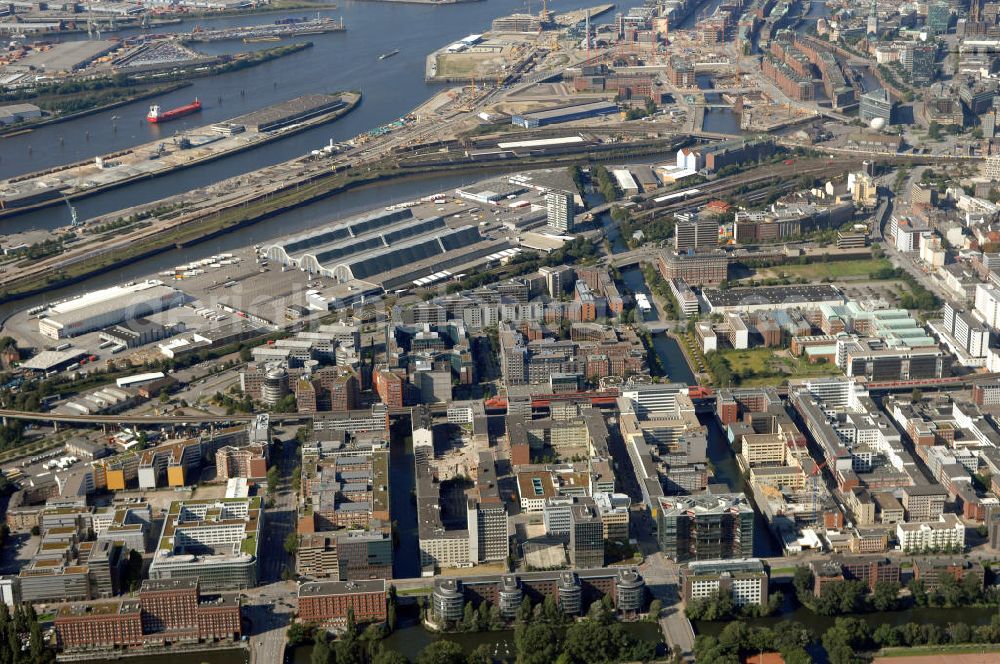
[0,103,41,125]
[511,101,619,128]
[263,207,500,288]
[702,284,845,313]
[231,94,346,132]
[7,40,117,72]
[39,281,186,340]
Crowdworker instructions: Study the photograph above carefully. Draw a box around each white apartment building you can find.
[974,283,1000,329]
[896,513,965,552]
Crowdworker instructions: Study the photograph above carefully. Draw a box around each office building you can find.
[674,217,719,252]
[296,529,392,581]
[430,568,646,624]
[594,492,630,542]
[569,499,604,568]
[468,452,509,563]
[138,579,241,642]
[657,250,729,285]
[54,579,241,652]
[974,283,1000,329]
[680,558,769,607]
[544,496,576,535]
[149,498,261,591]
[657,493,754,562]
[859,87,893,124]
[297,580,387,627]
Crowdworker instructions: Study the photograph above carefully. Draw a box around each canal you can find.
[88,649,249,664]
[389,420,421,579]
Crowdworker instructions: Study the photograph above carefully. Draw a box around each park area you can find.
[717,347,844,386]
[755,257,894,281]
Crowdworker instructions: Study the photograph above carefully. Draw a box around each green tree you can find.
[284,532,299,556]
[870,581,901,611]
[515,597,533,624]
[124,549,144,591]
[417,640,466,664]
[311,631,333,664]
[515,622,562,664]
[462,602,477,632]
[267,464,280,488]
[648,598,663,621]
[466,644,493,664]
[286,622,316,647]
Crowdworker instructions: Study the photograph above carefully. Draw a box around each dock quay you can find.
[181,17,345,43]
[0,92,361,219]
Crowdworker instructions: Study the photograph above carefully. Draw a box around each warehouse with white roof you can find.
[39,281,187,339]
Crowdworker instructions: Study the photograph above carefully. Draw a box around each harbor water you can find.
[1,0,639,233]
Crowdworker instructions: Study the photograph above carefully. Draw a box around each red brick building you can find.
[297,579,387,627]
[55,601,144,651]
[139,579,241,643]
[54,579,241,652]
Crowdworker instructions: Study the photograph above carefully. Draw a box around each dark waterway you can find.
[88,649,249,664]
[390,422,420,579]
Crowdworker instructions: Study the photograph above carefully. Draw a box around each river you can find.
[1,0,638,232]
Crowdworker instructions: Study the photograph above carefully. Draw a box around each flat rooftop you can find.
[231,94,343,131]
[298,579,386,597]
[704,284,844,308]
[12,40,117,71]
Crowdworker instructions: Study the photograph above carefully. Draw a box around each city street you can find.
[246,428,299,664]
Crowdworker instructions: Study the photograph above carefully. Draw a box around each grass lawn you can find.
[756,257,892,281]
[719,347,843,386]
